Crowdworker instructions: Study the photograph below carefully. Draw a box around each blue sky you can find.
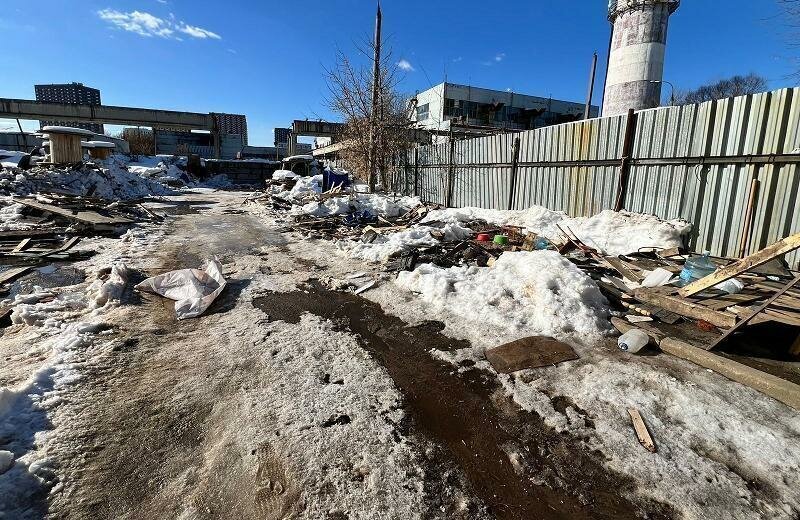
[0,0,795,145]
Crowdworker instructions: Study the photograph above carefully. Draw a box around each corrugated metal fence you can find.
[391,87,800,267]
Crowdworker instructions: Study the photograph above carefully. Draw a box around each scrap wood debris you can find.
[254,174,800,407]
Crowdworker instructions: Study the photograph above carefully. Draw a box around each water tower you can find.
[602,0,679,116]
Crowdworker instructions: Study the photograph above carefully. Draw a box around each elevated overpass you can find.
[0,98,224,157]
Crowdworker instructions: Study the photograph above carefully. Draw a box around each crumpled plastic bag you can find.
[135,259,226,319]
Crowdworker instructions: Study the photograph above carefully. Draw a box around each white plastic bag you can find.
[135,259,226,319]
[641,268,675,288]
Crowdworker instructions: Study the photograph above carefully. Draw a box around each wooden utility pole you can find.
[584,52,598,120]
[368,1,382,191]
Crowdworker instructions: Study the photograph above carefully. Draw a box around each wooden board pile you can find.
[578,233,800,355]
[0,194,157,292]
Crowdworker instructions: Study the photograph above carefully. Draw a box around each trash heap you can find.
[255,174,800,409]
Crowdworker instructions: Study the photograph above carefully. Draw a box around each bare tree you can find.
[121,128,155,155]
[324,38,413,191]
[674,74,768,105]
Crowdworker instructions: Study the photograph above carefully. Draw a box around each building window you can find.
[444,98,457,117]
[416,103,430,121]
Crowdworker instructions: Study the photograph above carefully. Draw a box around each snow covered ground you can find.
[259,186,799,519]
[3,184,798,519]
[0,191,484,519]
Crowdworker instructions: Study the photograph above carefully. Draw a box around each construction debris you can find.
[485,336,579,373]
[627,408,657,453]
[135,259,227,320]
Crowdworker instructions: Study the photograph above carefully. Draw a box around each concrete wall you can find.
[603,0,677,116]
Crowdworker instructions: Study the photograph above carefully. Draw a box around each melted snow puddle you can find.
[252,282,673,520]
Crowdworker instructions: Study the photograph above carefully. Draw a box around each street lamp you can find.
[650,80,676,106]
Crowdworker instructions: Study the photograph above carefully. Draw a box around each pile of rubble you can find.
[254,172,800,410]
[0,193,161,296]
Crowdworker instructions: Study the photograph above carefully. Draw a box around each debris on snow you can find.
[135,259,227,319]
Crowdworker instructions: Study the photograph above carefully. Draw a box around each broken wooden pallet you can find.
[14,198,134,228]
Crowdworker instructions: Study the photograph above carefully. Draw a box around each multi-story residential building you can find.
[34,82,103,134]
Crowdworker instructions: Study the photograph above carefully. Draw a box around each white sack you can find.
[135,259,226,319]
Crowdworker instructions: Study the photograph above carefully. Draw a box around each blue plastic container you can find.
[679,252,716,283]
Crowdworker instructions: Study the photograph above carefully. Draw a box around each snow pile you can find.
[0,162,177,200]
[0,201,28,231]
[340,221,471,263]
[0,264,128,515]
[272,169,300,181]
[424,206,691,256]
[303,193,420,219]
[124,155,192,187]
[397,250,610,342]
[272,174,322,201]
[333,199,689,264]
[0,150,28,169]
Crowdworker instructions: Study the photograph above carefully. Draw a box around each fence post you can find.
[614,108,637,211]
[413,147,419,198]
[507,136,521,210]
[445,138,456,208]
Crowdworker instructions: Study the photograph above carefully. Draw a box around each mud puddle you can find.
[253,282,673,520]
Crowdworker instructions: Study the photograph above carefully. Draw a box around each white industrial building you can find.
[412,82,598,133]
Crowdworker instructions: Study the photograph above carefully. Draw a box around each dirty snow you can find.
[397,250,610,343]
[424,206,691,256]
[0,201,28,231]
[1,192,481,519]
[333,203,690,264]
[363,250,800,520]
[0,263,129,517]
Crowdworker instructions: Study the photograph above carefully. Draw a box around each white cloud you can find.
[176,22,220,39]
[452,56,463,63]
[97,8,220,40]
[397,59,415,72]
[495,52,506,62]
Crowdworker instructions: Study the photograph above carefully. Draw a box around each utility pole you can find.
[368,1,382,191]
[584,52,598,120]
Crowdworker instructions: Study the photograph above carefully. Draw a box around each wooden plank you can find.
[627,409,656,453]
[39,236,81,258]
[0,266,31,284]
[605,256,645,283]
[660,337,800,410]
[14,198,134,226]
[611,318,800,410]
[679,232,800,297]
[485,336,579,373]
[11,238,31,253]
[634,288,738,328]
[708,275,800,350]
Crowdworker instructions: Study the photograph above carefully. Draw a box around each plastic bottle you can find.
[679,251,716,283]
[533,237,551,250]
[617,329,649,354]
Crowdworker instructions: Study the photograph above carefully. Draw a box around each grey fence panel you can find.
[401,87,800,266]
